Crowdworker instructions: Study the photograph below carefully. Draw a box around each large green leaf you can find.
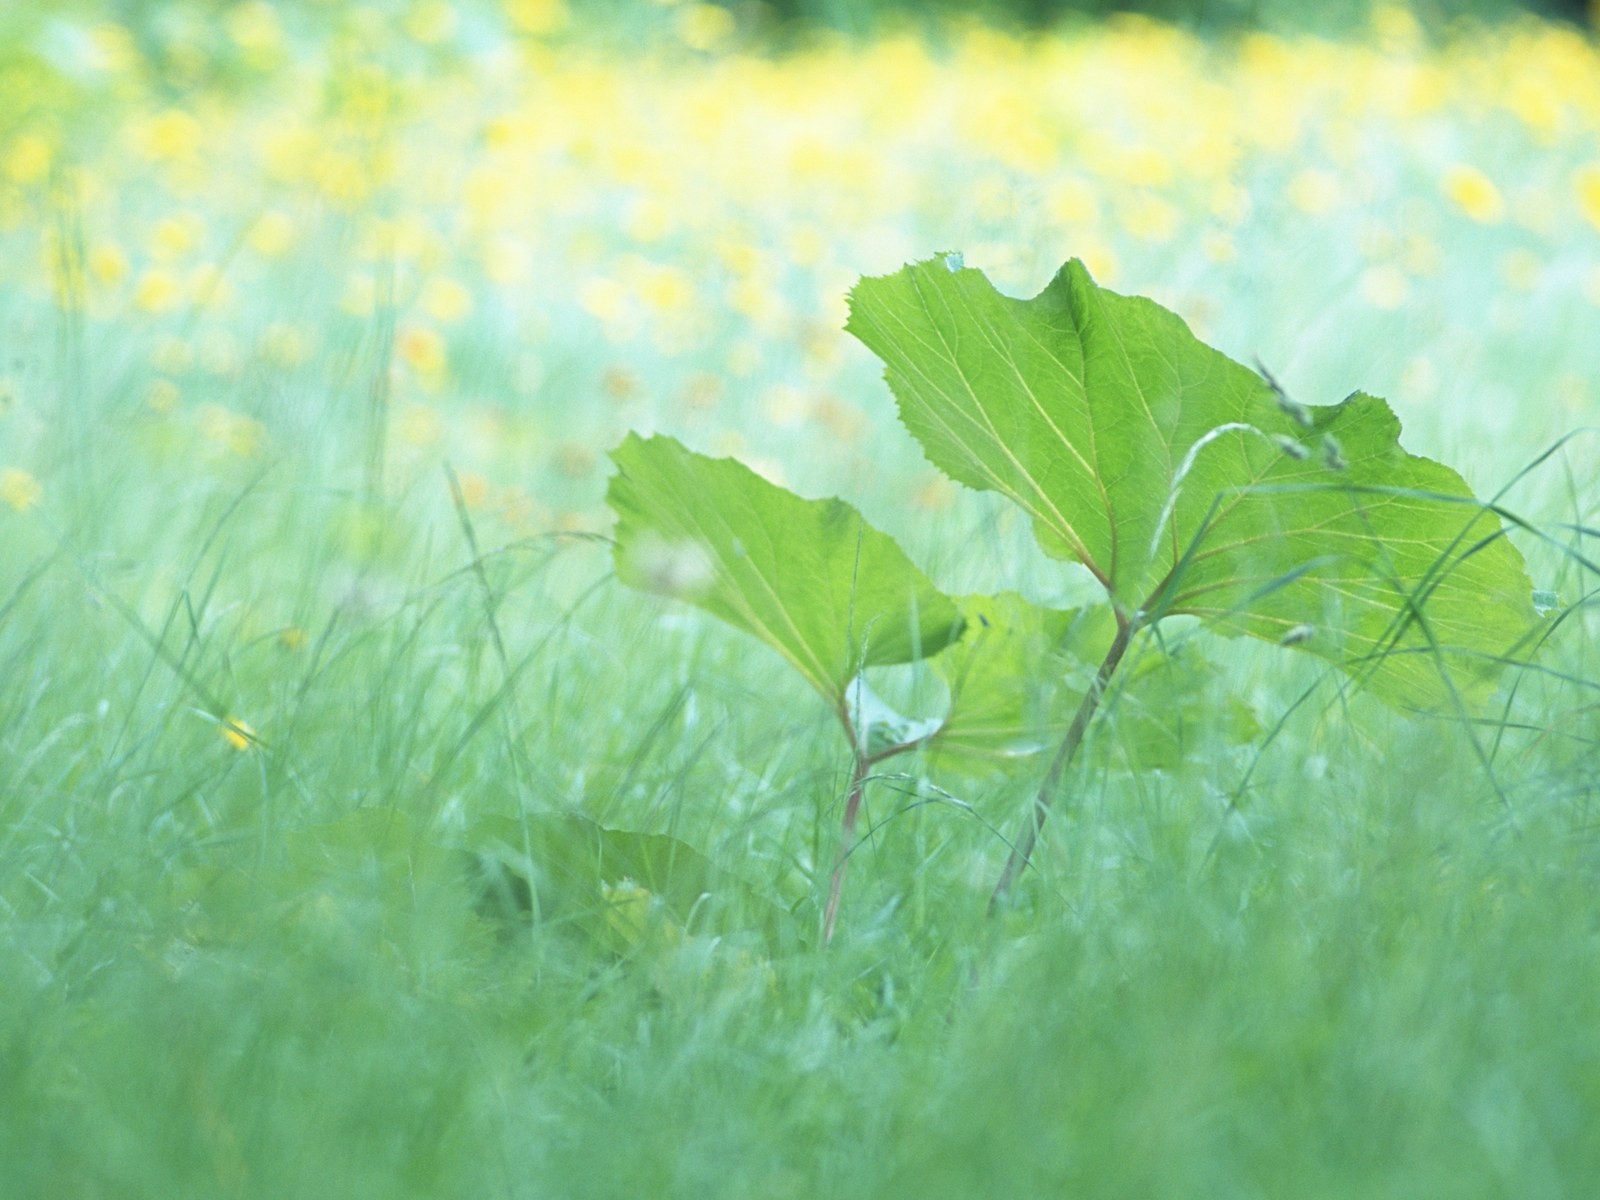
[608,433,965,703]
[847,257,1537,709]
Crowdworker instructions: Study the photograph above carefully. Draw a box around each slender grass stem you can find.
[990,611,1136,910]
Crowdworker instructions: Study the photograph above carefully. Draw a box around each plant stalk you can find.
[990,612,1136,910]
[823,746,872,943]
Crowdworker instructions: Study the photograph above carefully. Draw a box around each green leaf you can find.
[466,813,784,949]
[923,595,1255,777]
[926,593,1112,771]
[847,257,1537,710]
[607,433,965,703]
[1108,638,1262,772]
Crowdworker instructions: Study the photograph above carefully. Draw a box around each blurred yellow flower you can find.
[147,379,182,412]
[913,475,957,512]
[199,405,266,456]
[220,716,256,751]
[1360,264,1410,310]
[134,269,184,314]
[580,276,630,323]
[603,366,641,402]
[314,151,372,207]
[1574,165,1600,232]
[341,273,377,318]
[421,277,474,323]
[624,196,673,244]
[138,110,202,161]
[681,371,722,410]
[395,403,442,447]
[1442,166,1505,224]
[150,213,204,261]
[1287,169,1341,216]
[151,336,194,375]
[248,211,297,257]
[259,322,312,367]
[1202,231,1236,263]
[0,468,42,512]
[1121,193,1178,243]
[506,0,569,36]
[226,1,285,61]
[88,242,130,287]
[404,0,458,44]
[4,134,54,186]
[553,443,597,478]
[455,471,490,507]
[677,3,735,52]
[637,265,694,313]
[396,325,448,377]
[86,23,139,74]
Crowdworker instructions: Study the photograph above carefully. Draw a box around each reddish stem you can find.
[989,612,1136,911]
[822,747,872,943]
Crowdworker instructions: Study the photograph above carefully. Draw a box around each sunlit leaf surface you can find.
[608,432,965,702]
[848,257,1539,709]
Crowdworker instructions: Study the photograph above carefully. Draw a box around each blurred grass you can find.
[2,1,1599,1196]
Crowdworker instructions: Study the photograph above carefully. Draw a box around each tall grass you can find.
[2,5,1598,1196]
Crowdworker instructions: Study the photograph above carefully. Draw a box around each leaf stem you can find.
[990,610,1137,910]
[822,744,872,943]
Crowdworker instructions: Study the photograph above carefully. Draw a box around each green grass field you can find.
[3,5,1599,1196]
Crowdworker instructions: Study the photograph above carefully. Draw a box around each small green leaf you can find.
[608,433,965,703]
[467,813,782,948]
[1109,639,1261,772]
[847,258,1537,710]
[926,593,1112,772]
[925,595,1255,777]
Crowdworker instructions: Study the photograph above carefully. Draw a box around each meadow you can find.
[2,3,1599,1195]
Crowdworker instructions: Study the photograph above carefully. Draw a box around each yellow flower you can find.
[677,3,735,52]
[247,210,297,257]
[220,716,256,751]
[147,379,182,413]
[4,134,54,185]
[1442,166,1504,224]
[580,276,630,323]
[259,322,311,367]
[420,277,474,323]
[637,265,694,314]
[396,326,447,378]
[0,468,42,512]
[505,0,569,36]
[1360,264,1410,310]
[1574,165,1600,233]
[134,269,183,314]
[138,109,202,161]
[198,405,266,457]
[226,1,284,56]
[1287,169,1341,216]
[404,0,458,44]
[88,242,130,287]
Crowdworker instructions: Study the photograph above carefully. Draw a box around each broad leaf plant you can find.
[606,256,1538,936]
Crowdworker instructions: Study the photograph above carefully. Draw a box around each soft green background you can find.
[2,3,1598,1197]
